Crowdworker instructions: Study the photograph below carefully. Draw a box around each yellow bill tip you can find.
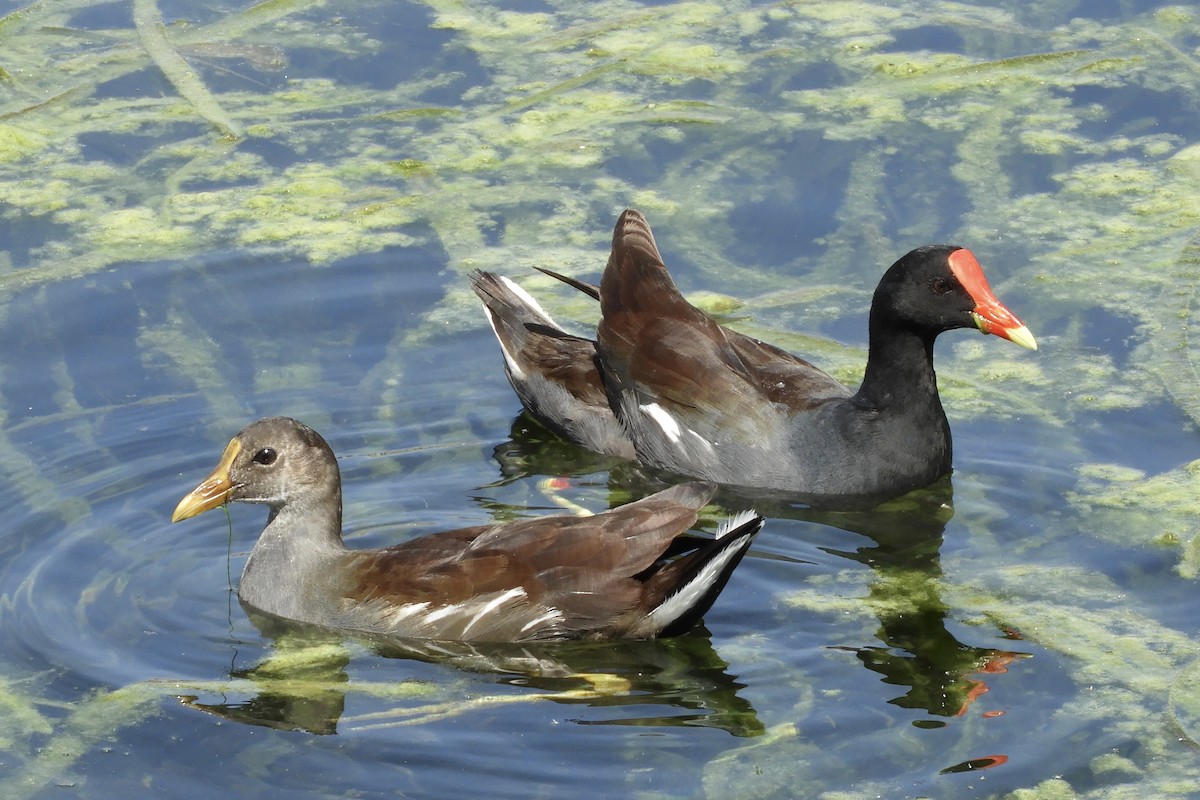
[971,311,1038,352]
[1002,323,1038,351]
[172,438,241,522]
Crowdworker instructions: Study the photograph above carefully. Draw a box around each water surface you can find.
[2,1,1200,798]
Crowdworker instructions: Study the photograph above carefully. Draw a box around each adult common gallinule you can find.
[473,209,1036,501]
[172,416,761,642]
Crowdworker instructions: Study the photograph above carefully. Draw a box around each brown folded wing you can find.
[597,210,849,445]
[340,483,715,640]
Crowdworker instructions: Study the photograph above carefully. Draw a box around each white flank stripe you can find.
[460,587,526,638]
[639,402,682,443]
[385,602,430,625]
[687,428,715,455]
[519,608,563,634]
[421,603,463,625]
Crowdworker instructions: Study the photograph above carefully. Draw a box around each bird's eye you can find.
[930,277,954,295]
[252,447,278,466]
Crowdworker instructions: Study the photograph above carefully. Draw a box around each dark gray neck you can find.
[855,323,942,416]
[850,324,952,486]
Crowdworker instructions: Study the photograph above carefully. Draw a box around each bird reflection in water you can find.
[797,477,1030,723]
[497,418,1030,728]
[179,612,763,737]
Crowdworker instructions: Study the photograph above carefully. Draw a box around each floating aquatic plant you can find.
[2,1,1200,797]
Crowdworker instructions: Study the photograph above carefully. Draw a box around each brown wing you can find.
[597,210,847,442]
[724,329,851,409]
[337,483,716,639]
[517,324,610,409]
[466,481,712,575]
[597,211,755,402]
[340,532,564,641]
[344,526,518,605]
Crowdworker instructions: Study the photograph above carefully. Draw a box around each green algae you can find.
[132,0,242,139]
[1,0,1200,797]
[1067,458,1200,578]
[0,674,55,751]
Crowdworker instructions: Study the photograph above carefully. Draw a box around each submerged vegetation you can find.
[2,0,1200,797]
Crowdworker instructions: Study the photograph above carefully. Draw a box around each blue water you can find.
[0,243,1105,798]
[2,1,1200,798]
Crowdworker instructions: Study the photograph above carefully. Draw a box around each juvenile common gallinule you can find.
[171,417,761,642]
[473,209,1036,501]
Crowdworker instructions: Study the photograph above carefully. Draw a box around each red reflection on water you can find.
[979,652,1019,674]
[954,651,1023,716]
[939,754,1009,774]
[955,680,989,716]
